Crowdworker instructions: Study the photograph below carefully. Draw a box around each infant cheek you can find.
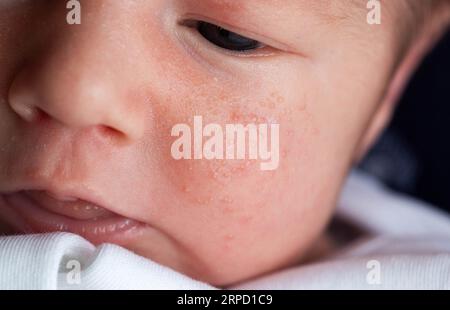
[166,156,261,209]
[162,106,301,211]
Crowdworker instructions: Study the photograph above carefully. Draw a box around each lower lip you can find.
[0,192,146,244]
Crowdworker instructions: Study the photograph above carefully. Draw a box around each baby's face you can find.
[0,0,405,285]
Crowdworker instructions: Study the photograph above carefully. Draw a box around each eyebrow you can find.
[206,0,367,26]
[294,0,368,25]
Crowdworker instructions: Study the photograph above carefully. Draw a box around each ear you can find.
[354,16,450,162]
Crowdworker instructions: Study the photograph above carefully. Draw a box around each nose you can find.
[8,20,146,142]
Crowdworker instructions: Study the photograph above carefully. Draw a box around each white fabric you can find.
[0,233,213,290]
[0,170,449,289]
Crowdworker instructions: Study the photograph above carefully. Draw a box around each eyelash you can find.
[179,19,272,56]
[195,21,265,53]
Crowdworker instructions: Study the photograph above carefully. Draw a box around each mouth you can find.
[0,189,146,244]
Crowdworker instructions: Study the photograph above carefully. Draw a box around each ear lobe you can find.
[354,22,448,163]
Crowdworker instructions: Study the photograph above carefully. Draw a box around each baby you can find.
[0,0,449,288]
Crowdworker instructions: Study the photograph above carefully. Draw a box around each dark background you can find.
[360,30,450,214]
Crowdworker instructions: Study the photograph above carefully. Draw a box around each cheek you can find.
[161,115,274,212]
[157,97,304,230]
[151,89,284,215]
[138,59,339,281]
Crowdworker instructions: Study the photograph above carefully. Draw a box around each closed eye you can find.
[195,21,264,52]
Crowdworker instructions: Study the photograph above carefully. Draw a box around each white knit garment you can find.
[1,170,449,290]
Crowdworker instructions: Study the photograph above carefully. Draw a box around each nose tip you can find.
[7,61,146,142]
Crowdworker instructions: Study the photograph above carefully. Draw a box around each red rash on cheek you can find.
[156,83,301,206]
[258,91,286,109]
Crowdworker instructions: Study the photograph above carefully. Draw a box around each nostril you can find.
[96,125,127,142]
[10,99,41,122]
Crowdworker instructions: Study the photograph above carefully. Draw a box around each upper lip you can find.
[0,178,119,218]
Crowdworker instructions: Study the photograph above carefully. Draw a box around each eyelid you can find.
[178,14,293,55]
[185,21,273,57]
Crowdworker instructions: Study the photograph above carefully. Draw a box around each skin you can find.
[0,0,448,286]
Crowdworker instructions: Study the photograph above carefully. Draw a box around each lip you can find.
[0,189,147,244]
